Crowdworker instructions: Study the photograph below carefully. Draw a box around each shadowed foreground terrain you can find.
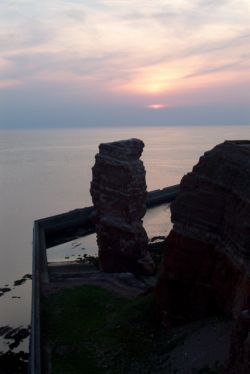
[42,285,231,373]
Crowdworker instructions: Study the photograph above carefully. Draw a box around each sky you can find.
[0,0,250,128]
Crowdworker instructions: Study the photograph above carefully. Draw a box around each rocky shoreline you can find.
[0,325,30,374]
[0,275,32,374]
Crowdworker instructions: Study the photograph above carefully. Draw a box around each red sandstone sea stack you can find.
[90,138,155,275]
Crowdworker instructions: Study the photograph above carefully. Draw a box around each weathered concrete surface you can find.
[156,141,250,325]
[90,139,155,274]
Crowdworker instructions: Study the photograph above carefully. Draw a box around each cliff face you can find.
[90,138,155,275]
[226,310,250,373]
[171,140,250,264]
[156,141,250,324]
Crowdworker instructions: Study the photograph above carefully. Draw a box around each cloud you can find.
[183,60,250,80]
[0,80,21,89]
[0,58,13,72]
[0,0,249,127]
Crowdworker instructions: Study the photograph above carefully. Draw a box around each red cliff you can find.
[156,140,250,322]
[156,140,250,371]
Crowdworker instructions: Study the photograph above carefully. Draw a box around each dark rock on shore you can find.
[0,288,11,297]
[0,351,28,374]
[0,327,13,338]
[13,274,32,287]
[5,327,30,350]
[0,325,30,351]
[0,326,29,374]
[90,139,155,275]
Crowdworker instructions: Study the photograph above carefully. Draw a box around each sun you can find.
[147,103,168,110]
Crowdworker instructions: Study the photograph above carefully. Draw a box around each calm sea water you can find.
[0,125,249,351]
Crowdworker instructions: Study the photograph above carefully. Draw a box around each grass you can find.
[42,285,186,374]
[42,284,227,374]
[196,363,224,373]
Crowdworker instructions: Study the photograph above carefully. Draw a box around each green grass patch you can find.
[42,285,184,374]
[195,362,224,373]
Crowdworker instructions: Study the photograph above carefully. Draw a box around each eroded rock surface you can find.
[90,138,155,274]
[156,141,250,325]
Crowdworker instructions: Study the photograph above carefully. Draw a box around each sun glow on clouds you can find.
[121,60,210,95]
[0,0,250,123]
[121,66,176,95]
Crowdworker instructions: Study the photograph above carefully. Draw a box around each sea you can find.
[0,125,249,352]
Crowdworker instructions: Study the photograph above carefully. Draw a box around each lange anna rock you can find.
[90,138,155,275]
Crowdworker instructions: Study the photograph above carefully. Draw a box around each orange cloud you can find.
[120,60,201,95]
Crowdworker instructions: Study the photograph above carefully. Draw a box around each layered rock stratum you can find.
[156,140,250,372]
[156,140,250,321]
[90,138,155,274]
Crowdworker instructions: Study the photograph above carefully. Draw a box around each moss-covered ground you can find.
[42,285,186,373]
[42,285,227,373]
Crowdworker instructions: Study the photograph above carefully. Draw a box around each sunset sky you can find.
[0,0,250,128]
